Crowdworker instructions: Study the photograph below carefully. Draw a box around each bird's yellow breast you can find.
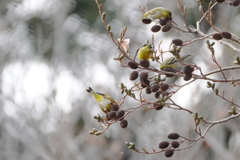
[138,46,151,60]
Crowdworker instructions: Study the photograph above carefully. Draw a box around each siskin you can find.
[139,7,172,21]
[87,87,118,113]
[160,55,191,70]
[137,45,153,60]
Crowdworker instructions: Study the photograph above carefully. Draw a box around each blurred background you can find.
[0,0,240,159]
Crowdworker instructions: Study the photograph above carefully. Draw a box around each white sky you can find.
[2,60,85,118]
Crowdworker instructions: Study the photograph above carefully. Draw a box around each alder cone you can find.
[142,19,152,24]
[146,86,152,94]
[140,72,148,81]
[171,141,180,148]
[151,25,161,32]
[128,61,138,69]
[162,25,171,32]
[165,149,174,157]
[140,60,150,68]
[153,103,164,110]
[155,91,161,98]
[108,111,117,119]
[111,104,119,111]
[120,120,128,128]
[168,133,180,139]
[130,71,138,80]
[183,65,194,74]
[184,74,192,81]
[158,141,169,149]
[172,39,183,46]
[141,79,150,88]
[232,0,240,6]
[116,110,125,118]
[212,33,222,40]
[159,18,168,26]
[161,83,169,91]
[151,84,160,92]
[221,32,232,39]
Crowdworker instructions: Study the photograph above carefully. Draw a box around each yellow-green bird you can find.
[87,87,118,113]
[137,45,153,60]
[139,7,172,21]
[160,55,191,70]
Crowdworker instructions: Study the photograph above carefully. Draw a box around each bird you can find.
[86,87,118,113]
[160,55,192,70]
[139,7,172,21]
[137,45,153,60]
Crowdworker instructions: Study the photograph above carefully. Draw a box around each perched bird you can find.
[137,45,153,60]
[87,87,118,113]
[139,7,172,21]
[160,55,192,70]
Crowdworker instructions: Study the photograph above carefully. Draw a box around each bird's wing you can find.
[167,57,178,65]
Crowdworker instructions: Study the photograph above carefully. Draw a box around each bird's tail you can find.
[181,54,192,60]
[86,87,93,93]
